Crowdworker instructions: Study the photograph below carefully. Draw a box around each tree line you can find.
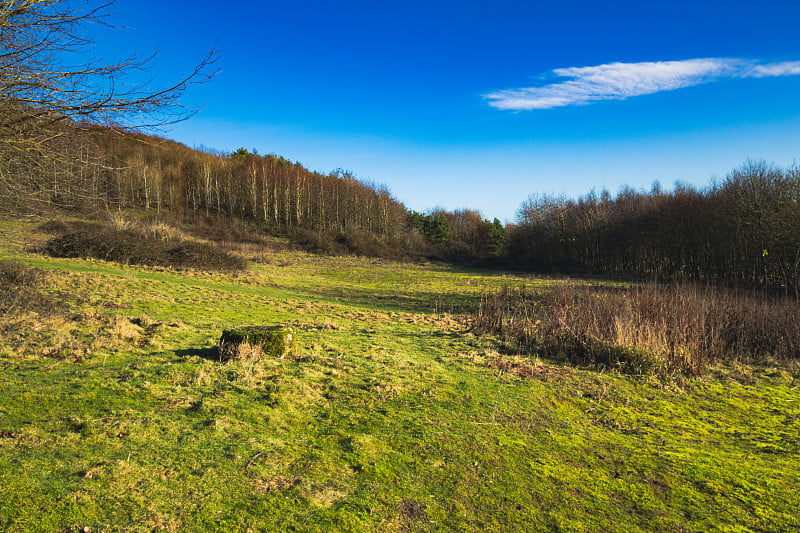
[506,160,800,298]
[410,210,505,258]
[0,122,404,233]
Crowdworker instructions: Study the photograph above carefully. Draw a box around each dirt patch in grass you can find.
[253,474,299,494]
[485,353,570,380]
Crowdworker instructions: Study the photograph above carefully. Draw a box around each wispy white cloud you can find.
[485,58,800,110]
[745,60,800,78]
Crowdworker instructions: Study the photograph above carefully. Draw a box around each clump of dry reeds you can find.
[470,282,800,376]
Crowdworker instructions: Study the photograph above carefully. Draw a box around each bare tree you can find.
[0,0,217,213]
[0,0,217,135]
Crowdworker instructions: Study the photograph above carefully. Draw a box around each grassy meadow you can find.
[0,219,799,532]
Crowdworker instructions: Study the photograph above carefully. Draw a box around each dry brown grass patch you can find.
[1,313,98,360]
[253,475,299,494]
[111,316,144,341]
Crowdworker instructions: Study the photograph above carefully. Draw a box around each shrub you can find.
[42,224,246,271]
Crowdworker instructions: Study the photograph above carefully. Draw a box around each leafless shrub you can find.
[42,222,246,271]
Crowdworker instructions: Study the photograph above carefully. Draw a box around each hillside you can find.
[0,119,505,262]
[1,219,798,531]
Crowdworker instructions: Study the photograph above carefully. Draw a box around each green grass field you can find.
[1,220,799,532]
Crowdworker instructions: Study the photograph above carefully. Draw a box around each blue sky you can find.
[88,0,800,222]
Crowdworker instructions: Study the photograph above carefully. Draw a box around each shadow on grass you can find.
[174,347,220,362]
[297,277,626,318]
[299,285,483,315]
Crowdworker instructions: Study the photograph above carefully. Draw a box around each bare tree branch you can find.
[0,0,218,136]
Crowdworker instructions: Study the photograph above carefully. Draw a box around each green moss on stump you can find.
[219,325,298,361]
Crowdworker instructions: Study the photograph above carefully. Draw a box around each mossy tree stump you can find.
[218,325,298,361]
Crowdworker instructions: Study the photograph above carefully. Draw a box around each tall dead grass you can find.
[471,282,800,376]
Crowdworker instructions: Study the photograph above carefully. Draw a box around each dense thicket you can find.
[508,161,800,298]
[0,260,63,317]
